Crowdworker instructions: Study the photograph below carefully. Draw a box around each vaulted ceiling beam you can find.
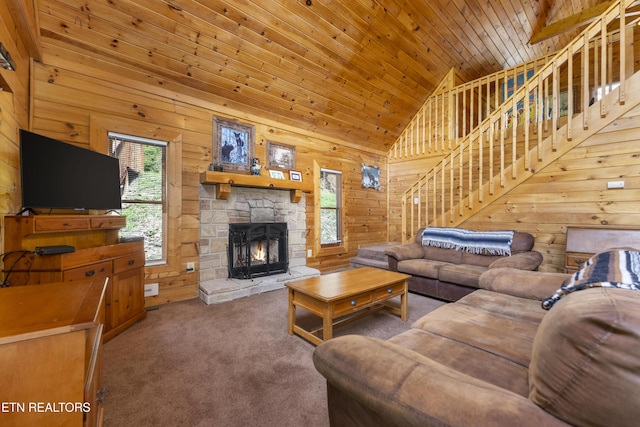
[6,0,42,61]
[529,0,616,44]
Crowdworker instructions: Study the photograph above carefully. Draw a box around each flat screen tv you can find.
[20,129,122,211]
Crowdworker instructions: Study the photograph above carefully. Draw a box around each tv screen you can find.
[20,130,122,211]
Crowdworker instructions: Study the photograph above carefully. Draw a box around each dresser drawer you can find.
[91,216,126,229]
[334,292,373,316]
[113,252,145,274]
[35,217,90,232]
[566,253,592,269]
[64,261,112,282]
[374,282,405,301]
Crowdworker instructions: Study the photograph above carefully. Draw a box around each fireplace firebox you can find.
[228,223,288,279]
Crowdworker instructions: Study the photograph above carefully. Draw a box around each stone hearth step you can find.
[349,243,400,270]
[199,265,321,305]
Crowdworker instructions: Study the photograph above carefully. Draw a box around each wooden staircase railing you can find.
[389,55,554,161]
[399,0,640,242]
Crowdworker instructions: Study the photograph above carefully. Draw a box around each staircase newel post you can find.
[583,33,590,130]
[567,48,574,141]
[600,20,608,118]
[401,195,407,243]
[619,2,627,105]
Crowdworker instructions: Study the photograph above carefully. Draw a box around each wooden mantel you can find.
[200,171,313,203]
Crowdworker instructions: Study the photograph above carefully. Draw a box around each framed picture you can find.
[361,163,380,191]
[544,88,576,119]
[502,69,535,102]
[289,171,302,182]
[213,116,254,172]
[267,141,296,170]
[558,89,574,117]
[269,170,285,180]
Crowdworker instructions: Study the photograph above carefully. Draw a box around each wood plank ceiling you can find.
[35,0,608,153]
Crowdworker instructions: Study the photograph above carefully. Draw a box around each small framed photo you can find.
[361,163,381,191]
[213,116,255,172]
[267,141,296,170]
[269,170,285,180]
[289,171,302,182]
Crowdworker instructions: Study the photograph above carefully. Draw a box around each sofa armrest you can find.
[313,335,568,427]
[385,242,424,271]
[479,267,570,300]
[488,251,543,271]
[385,242,423,261]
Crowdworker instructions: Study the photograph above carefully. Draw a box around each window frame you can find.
[314,162,347,257]
[108,132,168,264]
[319,168,342,246]
[89,115,183,281]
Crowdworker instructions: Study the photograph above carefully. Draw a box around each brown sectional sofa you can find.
[313,267,640,427]
[385,227,543,301]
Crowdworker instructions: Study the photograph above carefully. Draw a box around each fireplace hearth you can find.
[228,223,288,279]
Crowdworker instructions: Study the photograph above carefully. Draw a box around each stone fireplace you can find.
[199,185,319,304]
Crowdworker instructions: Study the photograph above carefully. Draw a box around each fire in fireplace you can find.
[228,223,288,279]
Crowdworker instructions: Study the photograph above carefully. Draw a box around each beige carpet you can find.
[102,287,446,426]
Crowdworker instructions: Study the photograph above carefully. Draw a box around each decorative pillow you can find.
[529,287,640,426]
[542,249,640,310]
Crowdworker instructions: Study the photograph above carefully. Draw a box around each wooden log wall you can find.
[25,53,386,304]
[0,1,32,257]
[389,108,640,273]
[388,156,443,242]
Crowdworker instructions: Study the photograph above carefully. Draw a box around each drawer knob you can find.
[574,259,586,265]
[387,288,393,293]
[128,259,135,265]
[350,300,357,306]
[85,270,95,277]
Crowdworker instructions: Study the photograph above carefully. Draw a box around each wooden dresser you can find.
[565,227,640,273]
[2,214,146,341]
[0,279,107,426]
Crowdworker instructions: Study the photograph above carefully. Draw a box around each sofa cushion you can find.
[488,251,543,270]
[479,268,569,300]
[529,288,640,427]
[456,289,547,324]
[422,245,462,263]
[388,328,531,396]
[396,259,447,279]
[313,335,569,427]
[461,251,503,267]
[511,232,535,253]
[437,264,487,287]
[411,302,538,366]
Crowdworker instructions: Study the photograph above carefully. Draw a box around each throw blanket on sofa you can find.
[421,227,514,256]
[542,249,640,310]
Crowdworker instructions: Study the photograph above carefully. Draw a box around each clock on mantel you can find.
[199,171,312,203]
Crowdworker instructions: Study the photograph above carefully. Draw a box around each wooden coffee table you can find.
[286,267,411,345]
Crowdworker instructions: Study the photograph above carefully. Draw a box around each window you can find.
[109,132,167,263]
[320,168,342,246]
[596,81,620,101]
